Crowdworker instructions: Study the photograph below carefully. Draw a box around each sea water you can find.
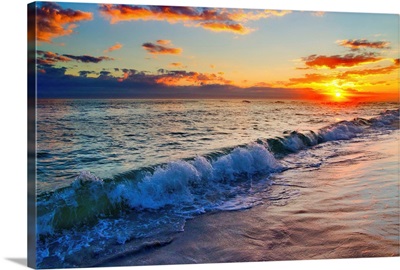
[35,99,399,268]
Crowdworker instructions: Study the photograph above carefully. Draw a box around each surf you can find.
[35,108,399,267]
[37,108,399,233]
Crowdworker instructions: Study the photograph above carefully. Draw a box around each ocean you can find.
[35,99,399,268]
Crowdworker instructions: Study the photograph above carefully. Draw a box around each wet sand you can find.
[100,131,399,267]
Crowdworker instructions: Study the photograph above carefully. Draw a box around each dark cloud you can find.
[100,71,111,76]
[39,66,68,76]
[79,70,96,77]
[142,41,182,55]
[37,65,318,100]
[337,39,390,51]
[34,2,92,43]
[37,51,114,68]
[62,54,114,63]
[301,52,383,69]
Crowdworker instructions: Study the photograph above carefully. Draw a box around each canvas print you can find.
[27,1,399,269]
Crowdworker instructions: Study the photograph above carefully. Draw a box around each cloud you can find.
[301,52,383,69]
[198,22,252,34]
[99,71,112,77]
[37,51,114,69]
[336,39,390,51]
[169,62,184,68]
[156,40,171,45]
[36,50,72,65]
[104,43,123,53]
[38,66,68,76]
[142,41,182,55]
[35,2,93,43]
[254,82,273,87]
[115,67,231,86]
[338,59,399,78]
[287,73,333,85]
[79,70,96,77]
[154,70,232,86]
[37,65,321,100]
[62,54,114,63]
[99,4,290,34]
[284,59,399,86]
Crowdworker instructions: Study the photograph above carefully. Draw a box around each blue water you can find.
[35,99,399,268]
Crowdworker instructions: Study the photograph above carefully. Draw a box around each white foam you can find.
[111,143,281,210]
[320,121,363,141]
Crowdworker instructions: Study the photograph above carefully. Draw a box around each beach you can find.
[100,129,399,266]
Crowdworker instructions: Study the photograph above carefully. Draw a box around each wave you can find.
[37,109,399,234]
[37,143,281,234]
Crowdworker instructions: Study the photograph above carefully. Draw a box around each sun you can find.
[329,90,347,102]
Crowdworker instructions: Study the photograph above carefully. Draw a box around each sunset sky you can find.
[32,1,399,101]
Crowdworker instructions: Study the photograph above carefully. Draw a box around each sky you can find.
[30,1,399,101]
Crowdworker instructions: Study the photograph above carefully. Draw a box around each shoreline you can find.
[100,130,399,267]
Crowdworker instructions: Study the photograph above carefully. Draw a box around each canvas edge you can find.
[28,1,37,269]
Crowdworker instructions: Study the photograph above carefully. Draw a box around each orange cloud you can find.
[99,4,290,34]
[199,22,252,34]
[287,73,333,85]
[283,59,399,89]
[301,53,383,69]
[35,2,92,43]
[37,50,72,65]
[155,70,232,86]
[338,59,399,78]
[104,43,123,53]
[142,41,182,55]
[156,40,171,45]
[336,39,390,50]
[115,67,232,87]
